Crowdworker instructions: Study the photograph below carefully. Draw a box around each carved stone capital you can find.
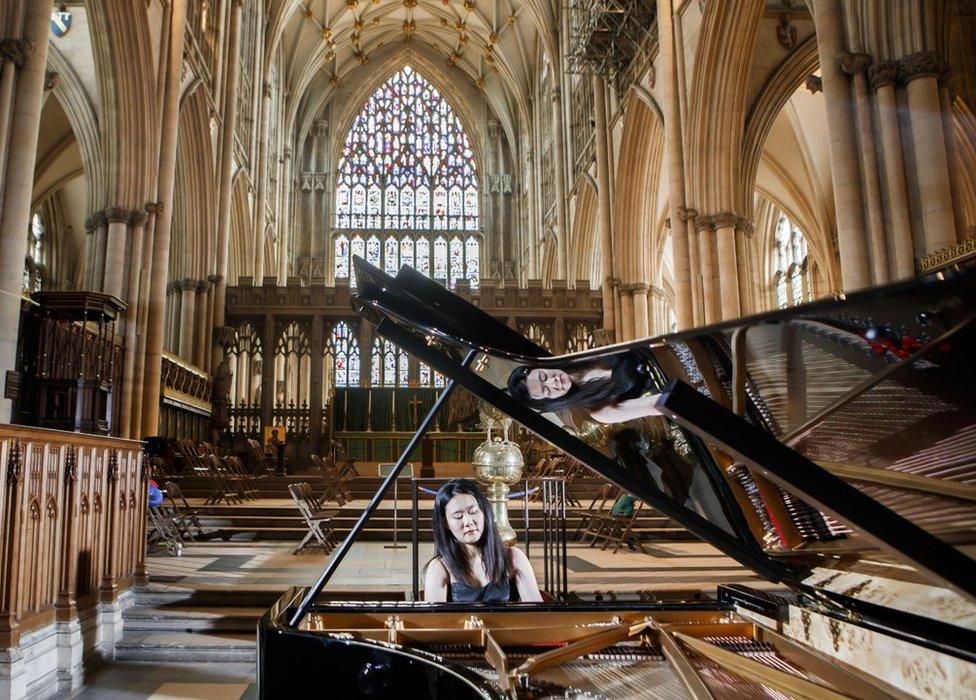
[313,119,329,138]
[899,50,944,84]
[44,70,60,91]
[694,215,715,232]
[868,60,899,90]
[711,211,738,229]
[837,52,871,75]
[0,39,35,68]
[166,281,181,295]
[677,206,698,221]
[84,217,95,234]
[104,207,129,224]
[179,277,197,292]
[628,283,650,296]
[197,279,213,293]
[550,86,561,103]
[208,274,223,284]
[608,277,622,288]
[804,75,823,94]
[145,201,164,215]
[128,210,148,227]
[91,210,107,228]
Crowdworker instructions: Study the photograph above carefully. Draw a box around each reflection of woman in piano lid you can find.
[425,479,542,603]
[507,352,663,424]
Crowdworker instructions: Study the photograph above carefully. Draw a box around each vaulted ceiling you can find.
[268,0,555,145]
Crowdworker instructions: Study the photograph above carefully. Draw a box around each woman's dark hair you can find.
[507,360,622,412]
[431,479,509,586]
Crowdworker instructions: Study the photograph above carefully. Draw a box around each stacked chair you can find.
[288,482,338,554]
[311,454,353,506]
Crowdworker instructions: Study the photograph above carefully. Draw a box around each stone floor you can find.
[61,525,768,697]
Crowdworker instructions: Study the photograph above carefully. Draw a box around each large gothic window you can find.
[371,338,409,387]
[329,322,360,388]
[771,215,812,309]
[333,66,481,288]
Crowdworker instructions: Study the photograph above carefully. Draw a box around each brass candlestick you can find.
[471,404,523,545]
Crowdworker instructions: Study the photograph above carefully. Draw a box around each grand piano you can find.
[258,258,976,698]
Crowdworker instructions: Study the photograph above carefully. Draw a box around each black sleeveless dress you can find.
[447,579,514,603]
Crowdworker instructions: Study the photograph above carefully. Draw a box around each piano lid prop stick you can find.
[287,344,478,628]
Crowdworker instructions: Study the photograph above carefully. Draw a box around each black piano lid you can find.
[350,260,976,629]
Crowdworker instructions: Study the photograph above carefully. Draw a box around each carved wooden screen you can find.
[273,321,311,414]
[228,321,262,436]
[519,321,553,352]
[565,323,596,353]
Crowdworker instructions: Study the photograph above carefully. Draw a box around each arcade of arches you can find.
[0,0,975,695]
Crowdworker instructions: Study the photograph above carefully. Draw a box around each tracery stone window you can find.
[371,337,409,387]
[329,321,360,388]
[771,216,811,309]
[229,321,263,408]
[520,322,552,352]
[274,321,311,408]
[24,212,44,294]
[333,66,481,288]
[565,323,595,353]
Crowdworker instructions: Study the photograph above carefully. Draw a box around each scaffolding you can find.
[567,0,657,82]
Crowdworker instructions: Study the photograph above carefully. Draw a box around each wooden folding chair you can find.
[163,481,204,539]
[595,500,647,554]
[571,483,620,542]
[204,454,241,505]
[248,438,277,476]
[313,454,351,506]
[331,439,360,477]
[289,483,336,554]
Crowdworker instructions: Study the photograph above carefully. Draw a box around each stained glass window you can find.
[333,66,480,288]
[419,362,446,388]
[330,322,360,388]
[771,214,812,309]
[371,338,408,387]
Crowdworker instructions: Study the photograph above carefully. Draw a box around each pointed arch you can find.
[569,178,598,285]
[613,94,666,285]
[171,89,216,280]
[228,172,252,283]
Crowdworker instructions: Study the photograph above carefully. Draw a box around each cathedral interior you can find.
[0,0,975,697]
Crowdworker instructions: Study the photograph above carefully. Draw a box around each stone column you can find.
[205,274,219,370]
[695,216,719,324]
[102,207,130,299]
[211,0,242,368]
[0,38,34,186]
[678,208,700,324]
[141,0,188,437]
[619,288,635,342]
[658,0,694,328]
[253,81,273,282]
[550,86,569,281]
[734,217,754,315]
[278,147,293,280]
[90,210,107,291]
[713,212,741,321]
[901,51,958,254]
[166,281,180,352]
[119,210,147,438]
[487,119,504,271]
[631,284,650,338]
[869,61,915,280]
[194,280,211,368]
[83,215,97,289]
[592,75,616,336]
[0,0,55,420]
[811,0,871,290]
[939,74,968,245]
[178,280,197,361]
[610,278,622,342]
[839,52,889,284]
[310,119,329,270]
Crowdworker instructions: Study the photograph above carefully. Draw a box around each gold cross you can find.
[408,395,423,428]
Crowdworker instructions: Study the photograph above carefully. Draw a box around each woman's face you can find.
[445,493,485,546]
[524,368,572,400]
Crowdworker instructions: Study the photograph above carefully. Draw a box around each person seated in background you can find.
[425,479,542,603]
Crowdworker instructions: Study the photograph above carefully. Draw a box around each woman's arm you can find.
[510,547,543,602]
[424,558,450,602]
[590,394,662,424]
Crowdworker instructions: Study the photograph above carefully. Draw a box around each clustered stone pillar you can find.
[211,0,243,371]
[839,51,889,285]
[550,86,569,281]
[618,288,635,342]
[253,81,273,283]
[102,207,130,298]
[119,209,148,437]
[592,74,616,337]
[630,284,650,338]
[0,0,55,420]
[309,119,329,276]
[868,61,914,280]
[194,279,211,368]
[901,50,958,255]
[178,279,197,361]
[811,0,871,291]
[713,212,741,320]
[695,216,719,324]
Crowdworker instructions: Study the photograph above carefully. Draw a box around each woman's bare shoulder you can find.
[426,557,449,579]
[509,546,531,567]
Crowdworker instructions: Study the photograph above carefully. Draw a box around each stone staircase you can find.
[115,585,276,662]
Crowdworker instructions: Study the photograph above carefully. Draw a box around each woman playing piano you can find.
[425,479,542,603]
[507,351,662,424]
